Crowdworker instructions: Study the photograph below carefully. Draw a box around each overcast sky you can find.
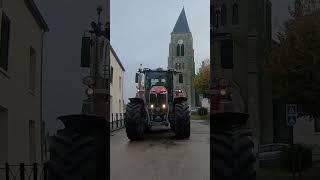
[36,0,294,134]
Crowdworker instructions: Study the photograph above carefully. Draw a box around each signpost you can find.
[286,104,298,179]
[287,104,297,127]
[286,104,297,146]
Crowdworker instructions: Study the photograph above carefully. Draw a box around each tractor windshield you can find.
[144,71,170,102]
[151,78,166,86]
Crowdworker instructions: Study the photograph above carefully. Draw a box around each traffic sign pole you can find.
[286,104,297,145]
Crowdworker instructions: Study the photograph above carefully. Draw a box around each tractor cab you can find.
[126,66,190,141]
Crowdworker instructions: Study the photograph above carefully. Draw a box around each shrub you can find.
[197,107,208,116]
[281,144,313,173]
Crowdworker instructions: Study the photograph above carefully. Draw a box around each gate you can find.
[0,162,48,180]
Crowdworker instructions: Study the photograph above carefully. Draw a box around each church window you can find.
[181,44,184,56]
[221,4,227,26]
[220,39,234,69]
[176,44,184,57]
[215,11,220,27]
[232,4,239,25]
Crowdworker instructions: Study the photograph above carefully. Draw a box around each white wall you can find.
[0,0,44,164]
[110,49,125,121]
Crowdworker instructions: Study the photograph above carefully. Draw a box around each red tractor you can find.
[125,68,190,140]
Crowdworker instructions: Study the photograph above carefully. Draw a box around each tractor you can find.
[125,67,190,140]
[210,78,256,180]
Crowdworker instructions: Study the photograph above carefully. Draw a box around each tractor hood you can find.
[150,86,167,94]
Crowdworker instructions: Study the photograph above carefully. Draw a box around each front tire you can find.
[174,102,190,139]
[125,101,145,141]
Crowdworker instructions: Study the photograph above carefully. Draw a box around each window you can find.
[220,39,234,69]
[29,47,36,92]
[119,99,121,112]
[232,4,239,25]
[315,117,320,132]
[110,66,113,83]
[176,44,184,56]
[0,12,11,71]
[119,76,121,90]
[29,120,36,163]
[221,4,227,26]
[215,11,220,27]
[181,44,184,56]
[176,45,180,56]
[0,106,8,162]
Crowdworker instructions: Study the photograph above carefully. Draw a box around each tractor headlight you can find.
[150,104,154,109]
[162,104,166,109]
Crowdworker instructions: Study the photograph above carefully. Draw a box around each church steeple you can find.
[172,7,190,34]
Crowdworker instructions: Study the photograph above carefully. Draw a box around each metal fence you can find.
[0,162,48,180]
[110,113,125,132]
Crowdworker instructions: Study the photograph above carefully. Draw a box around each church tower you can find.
[168,7,195,107]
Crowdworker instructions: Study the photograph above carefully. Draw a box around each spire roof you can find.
[172,7,190,34]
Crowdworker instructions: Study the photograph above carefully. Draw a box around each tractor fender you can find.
[129,97,145,105]
[173,97,188,104]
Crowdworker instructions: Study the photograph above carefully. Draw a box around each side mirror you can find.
[179,74,183,83]
[135,73,139,83]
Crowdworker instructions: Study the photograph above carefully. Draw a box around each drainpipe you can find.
[40,30,45,163]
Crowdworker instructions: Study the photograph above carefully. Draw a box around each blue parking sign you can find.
[286,104,297,127]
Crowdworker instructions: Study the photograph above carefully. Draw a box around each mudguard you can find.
[173,97,188,104]
[129,97,145,105]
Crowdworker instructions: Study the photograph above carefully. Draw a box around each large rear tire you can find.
[48,115,107,180]
[212,129,256,180]
[174,102,190,139]
[125,101,145,141]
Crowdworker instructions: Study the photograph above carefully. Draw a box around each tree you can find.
[193,59,210,98]
[266,0,320,116]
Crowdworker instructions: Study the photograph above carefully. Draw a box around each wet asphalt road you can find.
[110,120,210,180]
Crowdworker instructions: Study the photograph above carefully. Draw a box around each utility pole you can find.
[81,6,110,122]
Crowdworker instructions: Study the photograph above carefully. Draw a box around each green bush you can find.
[281,144,313,173]
[197,107,208,116]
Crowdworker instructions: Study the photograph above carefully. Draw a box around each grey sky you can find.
[36,0,293,134]
[37,0,105,134]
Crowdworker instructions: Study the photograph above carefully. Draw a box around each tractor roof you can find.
[142,68,179,73]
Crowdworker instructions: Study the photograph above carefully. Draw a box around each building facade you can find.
[0,0,48,165]
[212,0,273,145]
[110,46,125,121]
[168,8,196,107]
